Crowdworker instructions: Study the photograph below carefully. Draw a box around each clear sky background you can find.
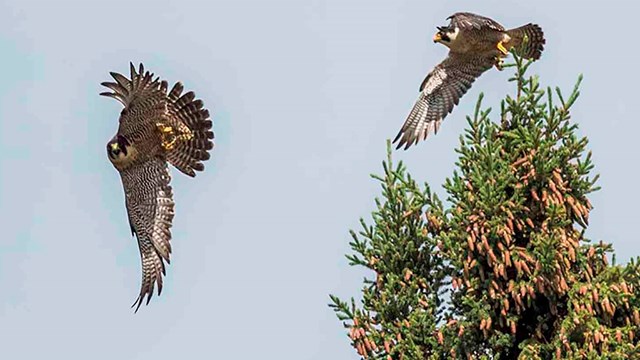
[1,0,638,358]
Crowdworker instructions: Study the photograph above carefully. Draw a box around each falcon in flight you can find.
[101,63,214,312]
[393,12,545,150]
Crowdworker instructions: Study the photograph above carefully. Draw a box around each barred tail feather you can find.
[166,82,215,177]
[507,24,545,60]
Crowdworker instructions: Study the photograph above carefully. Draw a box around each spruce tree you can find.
[330,54,640,359]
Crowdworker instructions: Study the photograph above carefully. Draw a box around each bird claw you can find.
[493,39,510,71]
[156,123,178,150]
[494,56,505,71]
[497,40,509,56]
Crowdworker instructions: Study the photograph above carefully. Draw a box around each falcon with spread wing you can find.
[101,63,214,312]
[393,12,545,150]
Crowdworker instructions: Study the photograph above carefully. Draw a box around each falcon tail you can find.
[507,24,545,60]
[164,82,215,177]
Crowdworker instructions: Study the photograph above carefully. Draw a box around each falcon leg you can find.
[493,40,510,71]
[156,123,194,151]
[156,123,178,150]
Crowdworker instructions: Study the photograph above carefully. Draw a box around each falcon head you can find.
[107,135,137,167]
[433,26,459,46]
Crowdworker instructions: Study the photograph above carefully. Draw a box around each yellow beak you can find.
[433,33,442,42]
[110,142,119,151]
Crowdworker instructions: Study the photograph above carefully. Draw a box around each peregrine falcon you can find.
[101,63,214,312]
[393,12,545,150]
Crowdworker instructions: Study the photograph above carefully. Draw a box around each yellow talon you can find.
[162,137,177,151]
[497,41,509,56]
[495,56,505,71]
[156,123,177,150]
[156,123,173,134]
[156,122,193,151]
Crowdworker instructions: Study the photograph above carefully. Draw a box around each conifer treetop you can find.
[331,52,640,359]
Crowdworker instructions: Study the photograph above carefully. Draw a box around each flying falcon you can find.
[393,12,545,150]
[101,63,214,312]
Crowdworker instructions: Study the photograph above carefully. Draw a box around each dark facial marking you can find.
[107,135,130,159]
[117,135,131,148]
[435,31,450,42]
[436,26,452,42]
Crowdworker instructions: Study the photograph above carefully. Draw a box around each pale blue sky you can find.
[0,0,638,359]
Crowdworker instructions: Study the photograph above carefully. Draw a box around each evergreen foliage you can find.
[330,54,640,359]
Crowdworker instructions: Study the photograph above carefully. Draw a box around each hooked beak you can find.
[433,32,442,43]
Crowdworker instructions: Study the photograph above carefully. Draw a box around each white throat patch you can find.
[447,27,460,42]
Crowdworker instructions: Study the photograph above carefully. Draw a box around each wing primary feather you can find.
[101,81,127,95]
[394,55,494,149]
[129,62,137,79]
[110,72,130,90]
[120,159,175,313]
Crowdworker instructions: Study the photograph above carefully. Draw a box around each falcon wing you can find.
[100,63,169,139]
[101,63,215,177]
[120,156,175,312]
[393,54,495,150]
[448,12,505,31]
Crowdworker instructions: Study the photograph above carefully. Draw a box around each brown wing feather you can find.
[393,54,495,150]
[448,12,505,31]
[100,63,168,140]
[101,63,215,176]
[120,157,175,312]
